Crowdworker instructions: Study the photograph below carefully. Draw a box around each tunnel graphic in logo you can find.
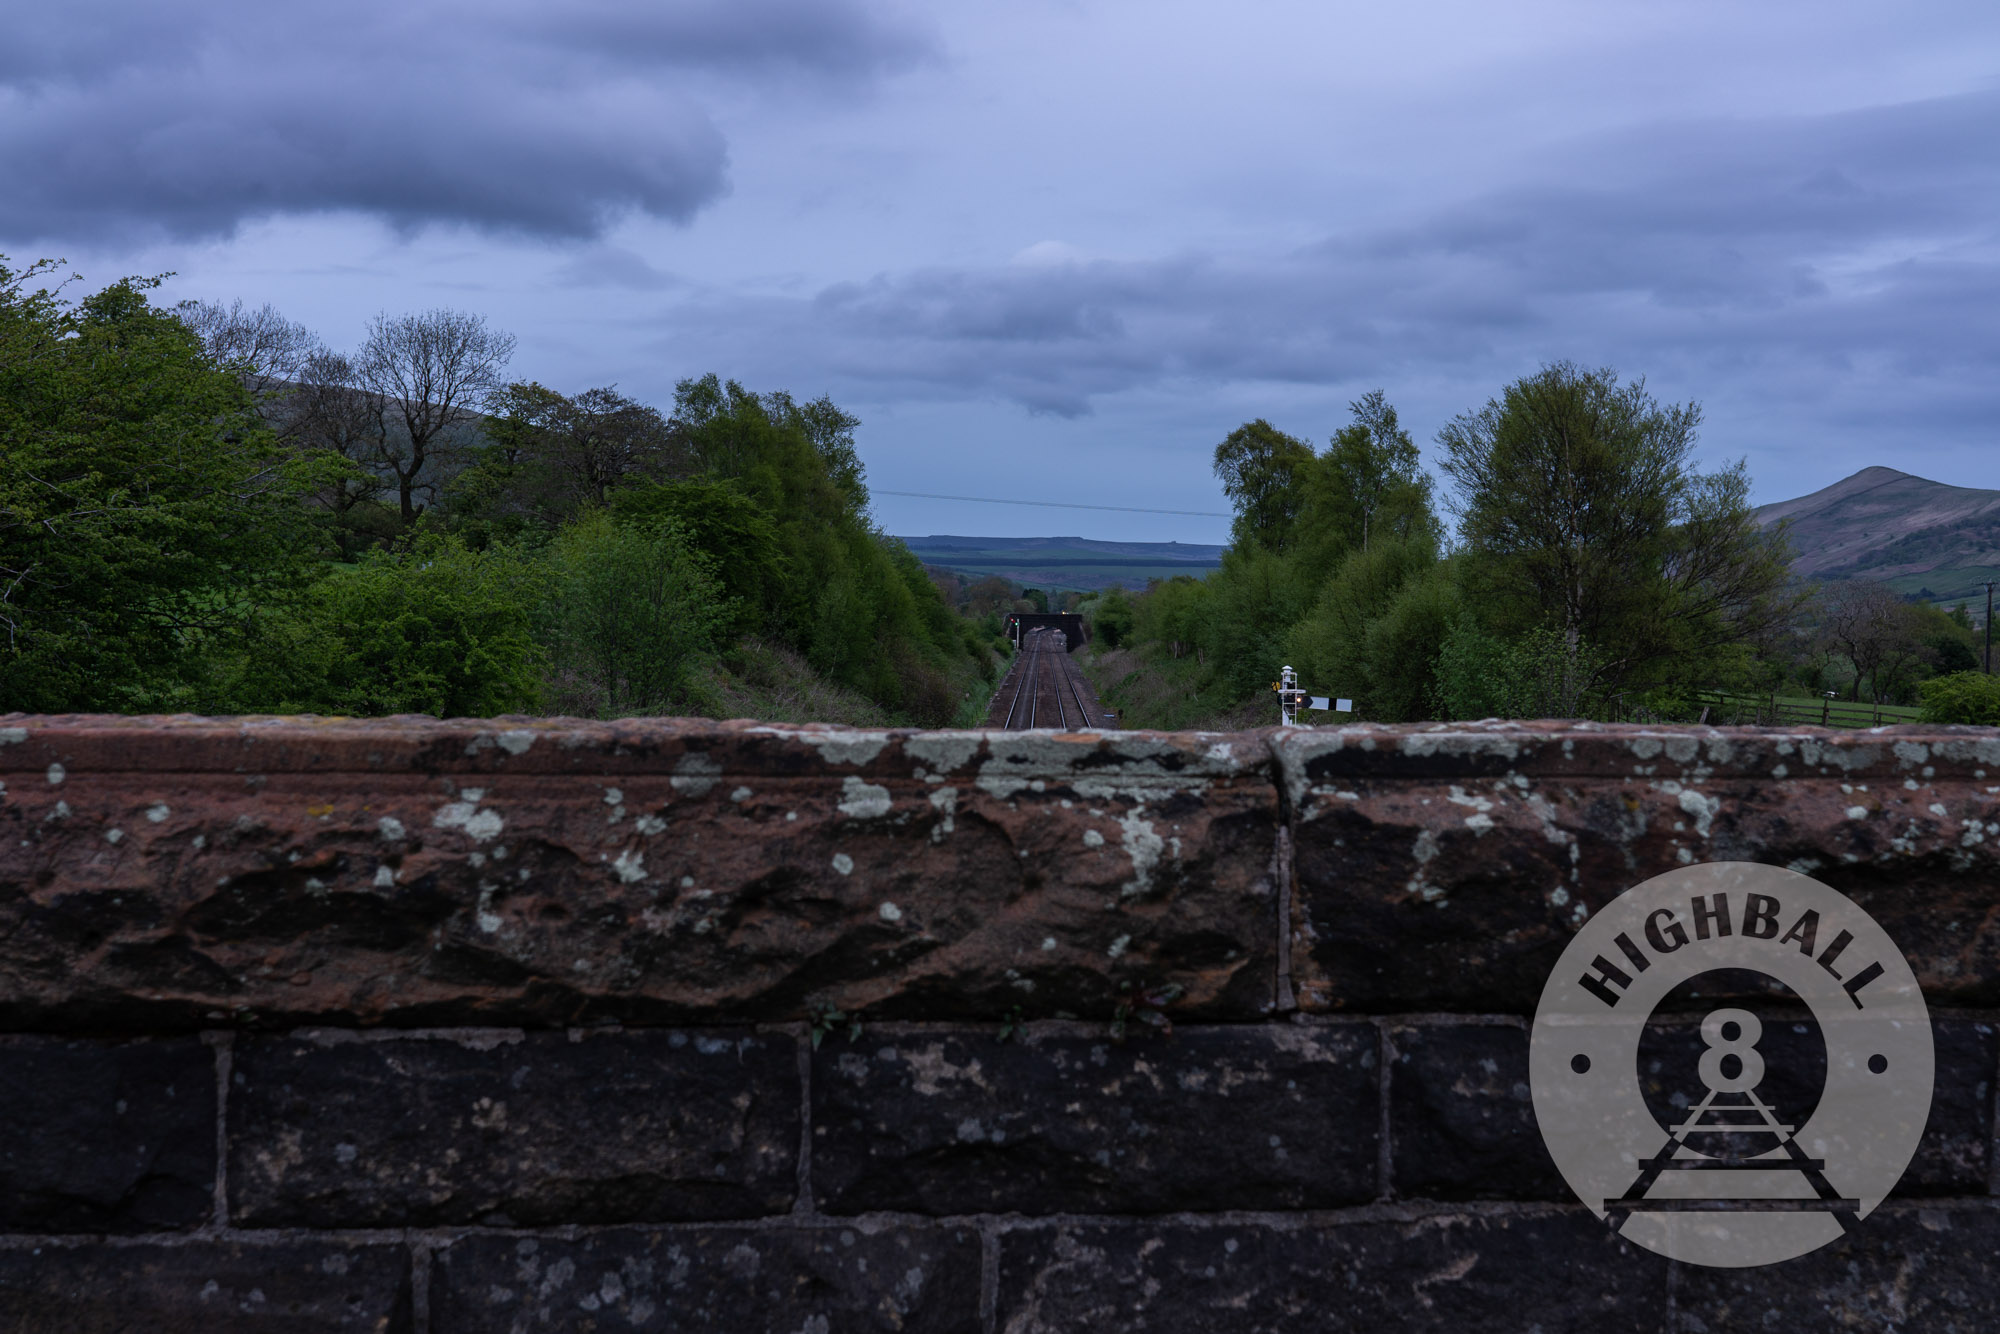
[1529,862,1933,1268]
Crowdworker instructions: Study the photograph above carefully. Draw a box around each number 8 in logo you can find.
[1697,1007,1766,1094]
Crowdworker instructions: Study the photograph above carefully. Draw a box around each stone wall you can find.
[2,715,1998,1331]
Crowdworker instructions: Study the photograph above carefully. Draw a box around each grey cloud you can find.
[551,247,685,292]
[669,90,1998,434]
[526,0,936,77]
[0,0,930,242]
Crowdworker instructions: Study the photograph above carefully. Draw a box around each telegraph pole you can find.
[1987,581,1994,674]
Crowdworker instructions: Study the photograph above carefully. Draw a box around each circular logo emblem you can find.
[1530,862,1933,1268]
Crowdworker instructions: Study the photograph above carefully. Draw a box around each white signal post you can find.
[1275,665,1352,726]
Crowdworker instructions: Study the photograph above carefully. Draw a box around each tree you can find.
[283,349,396,559]
[176,298,318,406]
[1213,419,1315,554]
[963,575,1018,619]
[767,389,866,511]
[1293,390,1438,586]
[1,259,310,711]
[1817,584,1973,704]
[671,375,869,519]
[1438,361,1794,696]
[1285,532,1448,719]
[541,513,724,717]
[1819,582,1921,703]
[1321,390,1430,554]
[607,478,785,635]
[454,381,690,534]
[660,373,979,721]
[355,309,515,525]
[1091,587,1135,649]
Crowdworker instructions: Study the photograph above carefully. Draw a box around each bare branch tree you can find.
[284,350,395,557]
[176,298,319,404]
[1820,581,1925,703]
[356,309,515,525]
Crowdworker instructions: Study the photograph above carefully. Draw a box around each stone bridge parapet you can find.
[2,715,1999,1331]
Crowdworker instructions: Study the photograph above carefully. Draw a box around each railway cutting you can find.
[985,626,1118,730]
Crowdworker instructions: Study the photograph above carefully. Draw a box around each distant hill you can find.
[1754,466,2000,603]
[900,535,1224,592]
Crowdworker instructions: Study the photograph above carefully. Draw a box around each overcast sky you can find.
[5,0,1996,543]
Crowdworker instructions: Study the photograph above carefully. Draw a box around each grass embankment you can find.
[698,638,1003,728]
[1080,645,1274,732]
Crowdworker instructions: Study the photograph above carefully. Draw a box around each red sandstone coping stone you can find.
[1276,720,2000,1014]
[0,715,1280,1030]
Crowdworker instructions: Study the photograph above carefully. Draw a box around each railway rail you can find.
[987,627,1116,730]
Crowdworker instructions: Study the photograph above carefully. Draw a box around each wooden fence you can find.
[1694,690,1922,729]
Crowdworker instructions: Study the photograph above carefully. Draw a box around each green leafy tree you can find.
[1929,627,1982,677]
[1134,574,1209,660]
[662,375,976,723]
[542,513,725,717]
[607,478,785,636]
[1438,361,1794,699]
[1430,617,1613,721]
[1,259,312,712]
[1194,544,1319,697]
[1289,392,1439,589]
[1213,419,1316,554]
[1285,534,1451,720]
[1090,587,1136,649]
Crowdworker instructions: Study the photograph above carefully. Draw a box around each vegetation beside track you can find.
[0,258,999,723]
[1097,367,1990,729]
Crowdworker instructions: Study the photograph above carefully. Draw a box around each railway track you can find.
[987,627,1115,730]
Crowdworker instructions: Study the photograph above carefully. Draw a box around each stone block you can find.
[0,718,1278,1029]
[996,1211,1668,1333]
[1673,1205,2000,1332]
[1388,1015,1990,1207]
[1388,1021,1562,1201]
[0,1036,214,1232]
[1903,1018,1994,1195]
[228,1029,797,1227]
[1278,724,2000,1013]
[0,1240,410,1333]
[812,1022,1377,1214]
[429,1225,981,1333]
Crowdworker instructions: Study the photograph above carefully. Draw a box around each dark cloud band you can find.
[0,0,931,241]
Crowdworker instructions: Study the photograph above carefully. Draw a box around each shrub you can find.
[541,512,726,717]
[1919,671,2000,725]
[234,536,544,717]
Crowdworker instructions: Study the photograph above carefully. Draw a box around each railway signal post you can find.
[1274,665,1353,727]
